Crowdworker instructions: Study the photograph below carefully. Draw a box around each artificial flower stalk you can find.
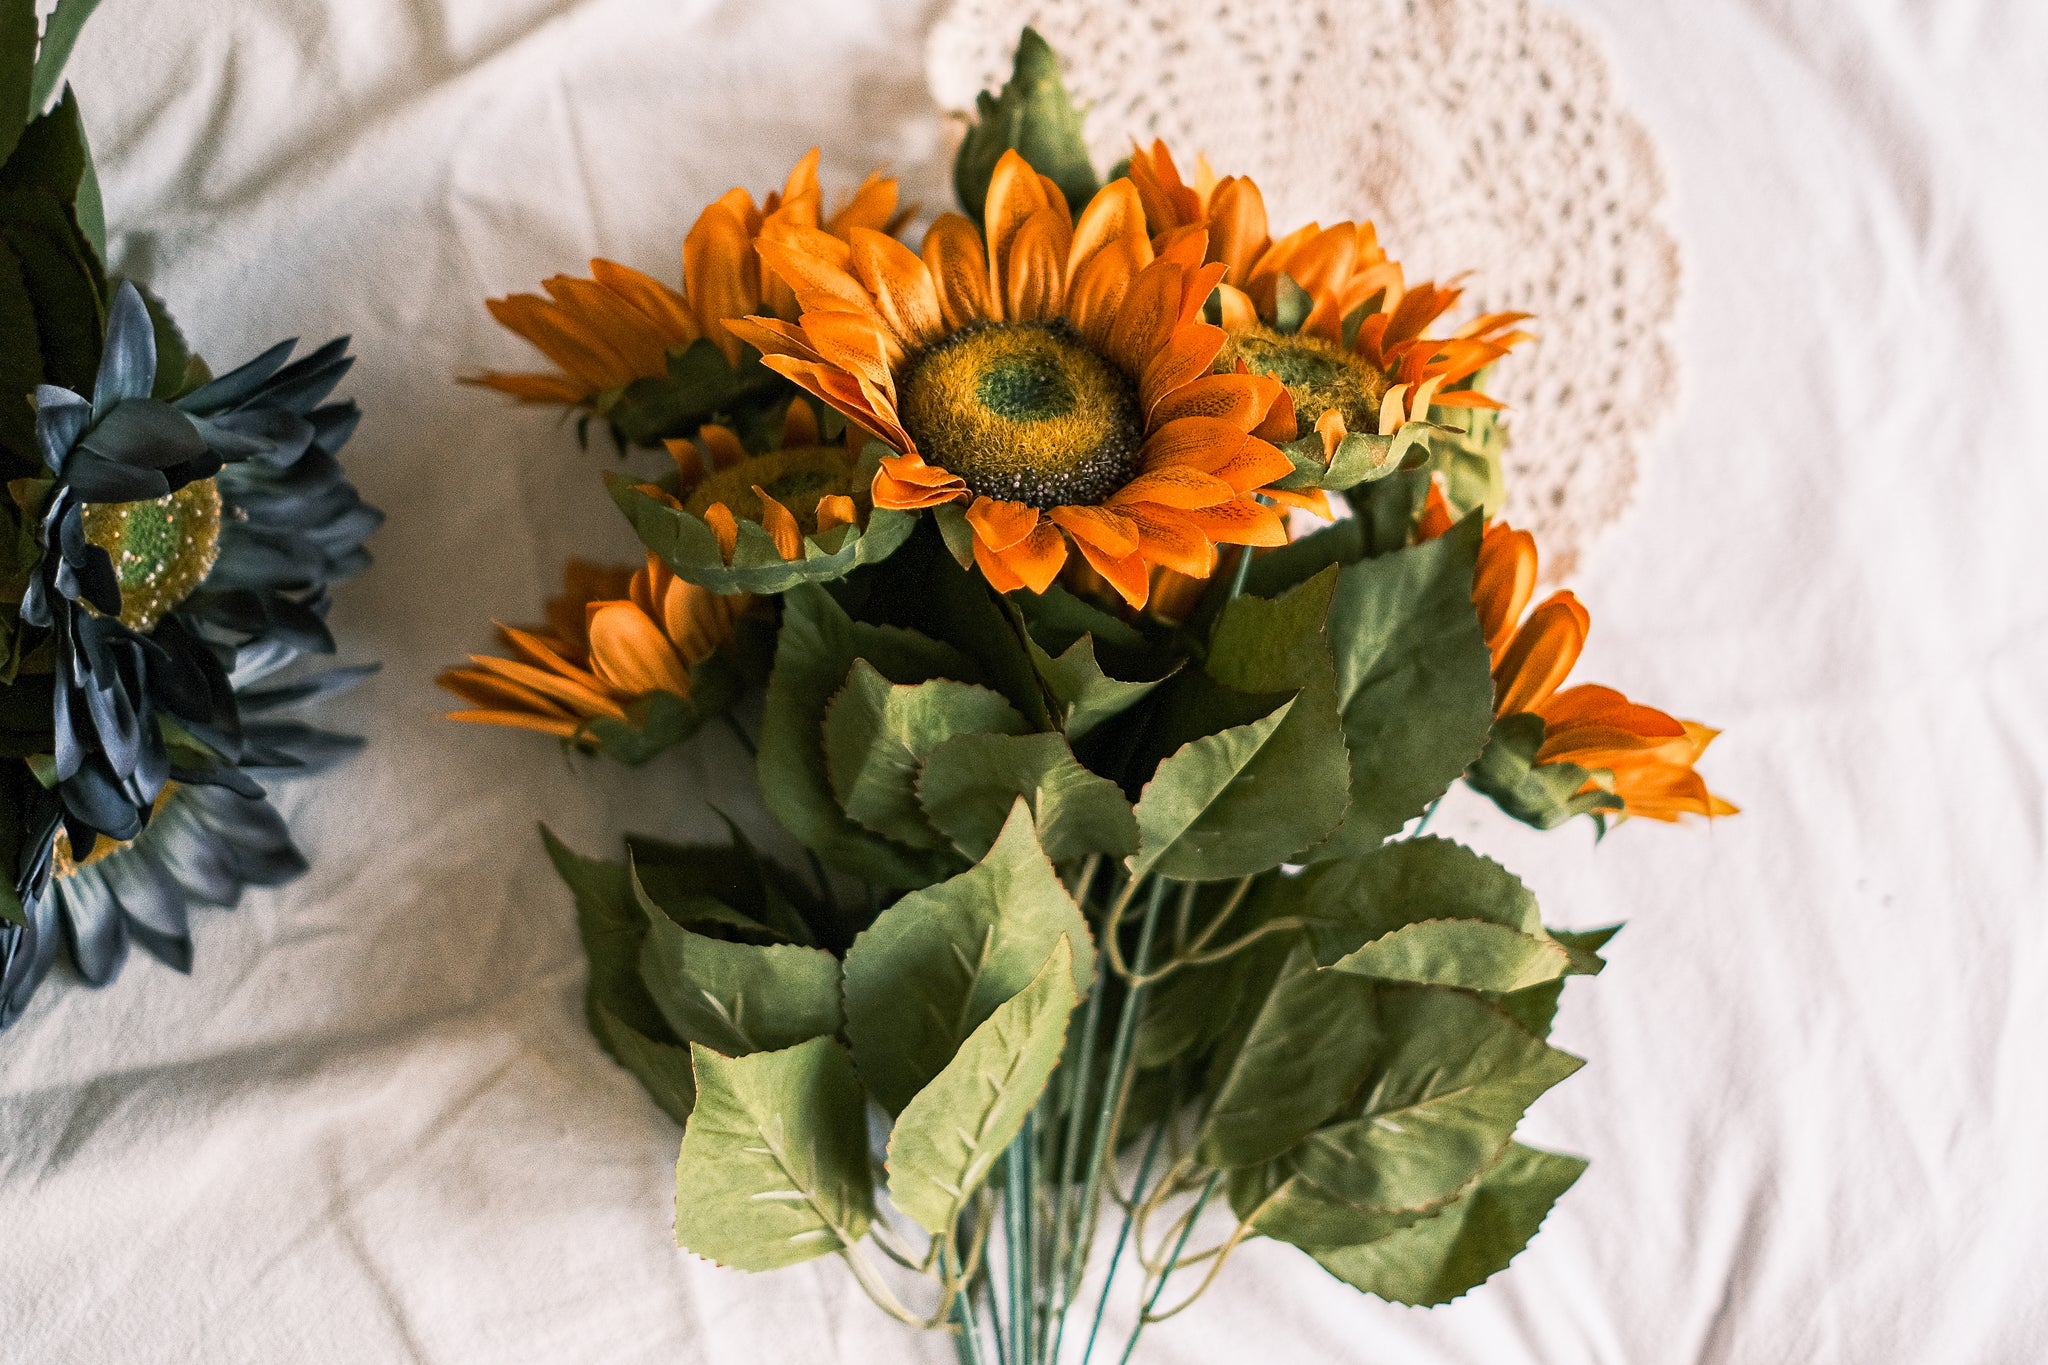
[454,26,1732,1361]
[0,3,380,1026]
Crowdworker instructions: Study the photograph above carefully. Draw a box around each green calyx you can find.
[900,321,1142,508]
[609,466,915,596]
[953,27,1099,225]
[1220,326,1391,444]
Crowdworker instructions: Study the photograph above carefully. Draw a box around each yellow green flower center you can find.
[1219,327,1391,441]
[683,444,858,530]
[79,480,224,633]
[900,321,1142,508]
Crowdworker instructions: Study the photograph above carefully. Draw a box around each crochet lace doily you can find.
[926,0,1680,577]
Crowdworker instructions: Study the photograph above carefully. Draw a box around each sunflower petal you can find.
[923,213,997,329]
[850,228,944,348]
[1175,497,1289,547]
[991,520,1067,594]
[1005,208,1068,323]
[815,494,857,533]
[703,502,740,564]
[1122,506,1217,577]
[966,497,1041,553]
[682,205,760,365]
[1049,505,1140,559]
[1493,591,1589,717]
[1112,465,1237,510]
[589,603,693,698]
[1474,524,1538,658]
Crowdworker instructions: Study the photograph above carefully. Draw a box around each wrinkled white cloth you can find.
[3,1,2046,1362]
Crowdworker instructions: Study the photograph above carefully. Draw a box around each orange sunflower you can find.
[438,554,747,742]
[1419,486,1735,823]
[725,149,1299,608]
[1128,141,1532,462]
[649,401,861,564]
[467,149,901,411]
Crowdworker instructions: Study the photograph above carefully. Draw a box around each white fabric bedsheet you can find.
[3,0,2045,1360]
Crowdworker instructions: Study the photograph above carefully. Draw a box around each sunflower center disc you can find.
[900,321,1143,508]
[79,479,224,633]
[682,444,858,531]
[1219,327,1392,441]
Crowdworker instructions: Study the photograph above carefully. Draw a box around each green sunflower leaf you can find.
[1465,711,1623,831]
[1129,568,1350,879]
[1288,985,1582,1216]
[885,936,1078,1237]
[850,522,1051,729]
[0,238,39,463]
[1206,564,1339,694]
[1130,676,1349,881]
[1297,837,1572,994]
[757,583,973,889]
[954,27,1099,226]
[1310,515,1495,859]
[0,184,103,393]
[608,472,915,595]
[1025,630,1165,740]
[638,916,842,1057]
[673,1037,874,1272]
[0,86,86,201]
[917,730,1138,863]
[1496,924,1620,1038]
[28,1,101,118]
[542,826,695,1123]
[823,661,1028,849]
[625,826,822,948]
[1322,420,1440,490]
[841,802,1094,1113]
[1197,942,1384,1169]
[590,1003,697,1125]
[0,1,34,168]
[1309,1142,1588,1306]
[1431,403,1508,519]
[1228,1161,1431,1252]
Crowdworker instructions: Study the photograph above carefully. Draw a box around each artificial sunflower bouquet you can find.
[0,5,380,1027]
[449,30,1731,1360]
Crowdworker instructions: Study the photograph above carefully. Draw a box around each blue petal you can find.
[94,283,160,415]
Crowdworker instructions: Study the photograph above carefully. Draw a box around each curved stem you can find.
[838,1243,926,1329]
[869,1220,926,1272]
[1097,872,1146,981]
[1141,1215,1260,1323]
[1119,1173,1220,1361]
[1118,879,1274,986]
[1159,916,1310,972]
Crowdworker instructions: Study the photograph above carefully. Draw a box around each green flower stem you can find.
[1043,864,1110,1358]
[1078,1120,1167,1365]
[1074,877,1168,1268]
[1412,794,1444,835]
[1119,1173,1221,1363]
[1005,1114,1037,1365]
[945,1246,988,1365]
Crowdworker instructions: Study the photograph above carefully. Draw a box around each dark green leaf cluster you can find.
[550,803,1091,1274]
[552,483,1614,1309]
